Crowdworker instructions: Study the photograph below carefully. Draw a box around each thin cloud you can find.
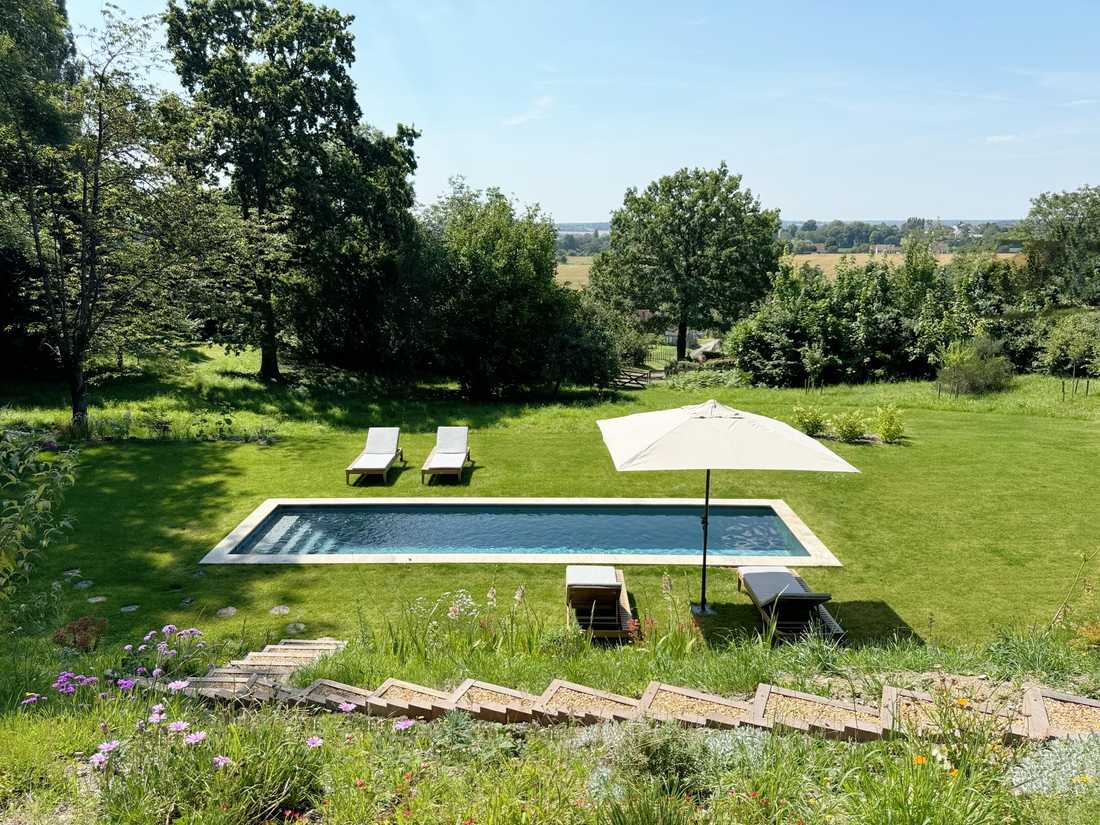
[502,95,554,127]
[1061,98,1099,107]
[985,134,1019,144]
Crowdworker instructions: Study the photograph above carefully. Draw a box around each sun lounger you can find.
[565,565,634,640]
[737,566,844,642]
[420,426,472,483]
[345,427,405,485]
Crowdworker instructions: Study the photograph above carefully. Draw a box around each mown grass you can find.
[1,345,1099,652]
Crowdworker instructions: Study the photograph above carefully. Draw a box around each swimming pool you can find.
[201,498,841,566]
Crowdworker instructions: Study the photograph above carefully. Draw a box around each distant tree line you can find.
[556,229,610,257]
[780,217,1019,254]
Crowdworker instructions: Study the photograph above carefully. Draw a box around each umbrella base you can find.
[690,603,716,617]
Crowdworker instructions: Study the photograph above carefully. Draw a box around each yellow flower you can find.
[955,697,970,707]
[1072,774,1092,784]
[949,768,959,778]
[913,755,927,765]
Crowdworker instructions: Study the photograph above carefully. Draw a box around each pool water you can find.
[230,503,810,557]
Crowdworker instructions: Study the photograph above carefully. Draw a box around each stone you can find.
[285,622,306,634]
[216,606,237,618]
[73,580,94,590]
[179,596,195,607]
[87,596,107,604]
[269,605,290,615]
[63,569,82,578]
[120,604,140,613]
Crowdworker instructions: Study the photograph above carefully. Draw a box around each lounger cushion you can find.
[347,452,394,471]
[565,565,619,588]
[426,449,467,470]
[436,426,468,454]
[363,427,400,455]
[741,569,830,609]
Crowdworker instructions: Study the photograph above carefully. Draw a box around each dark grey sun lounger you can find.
[737,566,844,642]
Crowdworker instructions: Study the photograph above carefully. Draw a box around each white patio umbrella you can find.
[596,399,859,615]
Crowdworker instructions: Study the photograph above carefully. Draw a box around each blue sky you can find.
[69,1,1100,222]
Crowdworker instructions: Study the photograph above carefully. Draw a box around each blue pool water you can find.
[231,503,810,557]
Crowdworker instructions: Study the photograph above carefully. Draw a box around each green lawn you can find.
[3,347,1100,649]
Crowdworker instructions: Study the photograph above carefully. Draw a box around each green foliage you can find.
[830,409,868,442]
[0,430,77,598]
[1010,735,1100,795]
[612,723,709,795]
[936,338,1015,396]
[423,182,618,398]
[791,404,827,437]
[1043,312,1100,382]
[873,404,905,443]
[591,163,780,360]
[1022,185,1100,304]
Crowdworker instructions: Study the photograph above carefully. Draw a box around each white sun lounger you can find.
[345,427,405,485]
[565,565,633,640]
[420,426,472,483]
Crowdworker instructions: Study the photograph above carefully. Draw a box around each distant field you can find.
[556,255,593,287]
[786,251,1022,276]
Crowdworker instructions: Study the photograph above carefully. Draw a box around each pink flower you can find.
[167,720,190,733]
[305,736,323,748]
[88,752,108,769]
[184,731,207,745]
[393,718,415,732]
[213,755,233,769]
[338,702,356,713]
[116,678,135,690]
[98,740,120,753]
[148,712,165,724]
[166,680,190,692]
[21,693,43,705]
[123,644,133,653]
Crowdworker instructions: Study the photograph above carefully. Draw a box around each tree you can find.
[166,0,362,381]
[1,7,185,423]
[423,181,615,399]
[591,163,781,360]
[1021,185,1100,305]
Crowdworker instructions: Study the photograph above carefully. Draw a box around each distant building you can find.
[871,244,902,254]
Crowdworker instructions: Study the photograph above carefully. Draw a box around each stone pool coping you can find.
[198,497,842,567]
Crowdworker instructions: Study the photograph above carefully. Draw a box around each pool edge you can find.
[199,497,843,568]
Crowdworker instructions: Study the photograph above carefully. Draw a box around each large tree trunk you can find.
[259,297,281,382]
[69,361,89,428]
[676,317,688,362]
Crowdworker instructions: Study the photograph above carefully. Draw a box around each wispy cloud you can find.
[985,134,1019,144]
[1061,98,1099,107]
[502,95,554,127]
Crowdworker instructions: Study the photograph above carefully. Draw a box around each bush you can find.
[666,370,747,391]
[791,405,827,437]
[936,338,1014,396]
[51,617,107,652]
[612,722,708,796]
[830,410,867,443]
[873,405,905,443]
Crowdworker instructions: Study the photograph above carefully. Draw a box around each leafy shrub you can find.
[51,616,107,652]
[138,405,174,439]
[666,369,747,391]
[612,722,708,795]
[1009,735,1100,795]
[936,338,1014,396]
[791,404,827,437]
[830,410,867,443]
[0,430,78,598]
[873,405,905,443]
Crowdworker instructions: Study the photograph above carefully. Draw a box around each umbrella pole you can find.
[692,469,715,616]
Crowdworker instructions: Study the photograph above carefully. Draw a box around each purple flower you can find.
[167,720,190,733]
[213,755,233,769]
[338,702,356,713]
[162,624,177,636]
[97,740,120,753]
[136,666,148,676]
[151,703,164,713]
[123,644,133,653]
[151,668,162,679]
[166,680,190,692]
[393,718,415,732]
[116,678,135,691]
[184,731,207,745]
[178,628,202,638]
[148,711,166,724]
[21,693,43,706]
[156,642,170,655]
[143,631,156,642]
[137,645,147,653]
[135,720,146,732]
[88,752,109,769]
[305,736,323,748]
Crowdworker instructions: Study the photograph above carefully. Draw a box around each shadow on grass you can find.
[693,600,921,647]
